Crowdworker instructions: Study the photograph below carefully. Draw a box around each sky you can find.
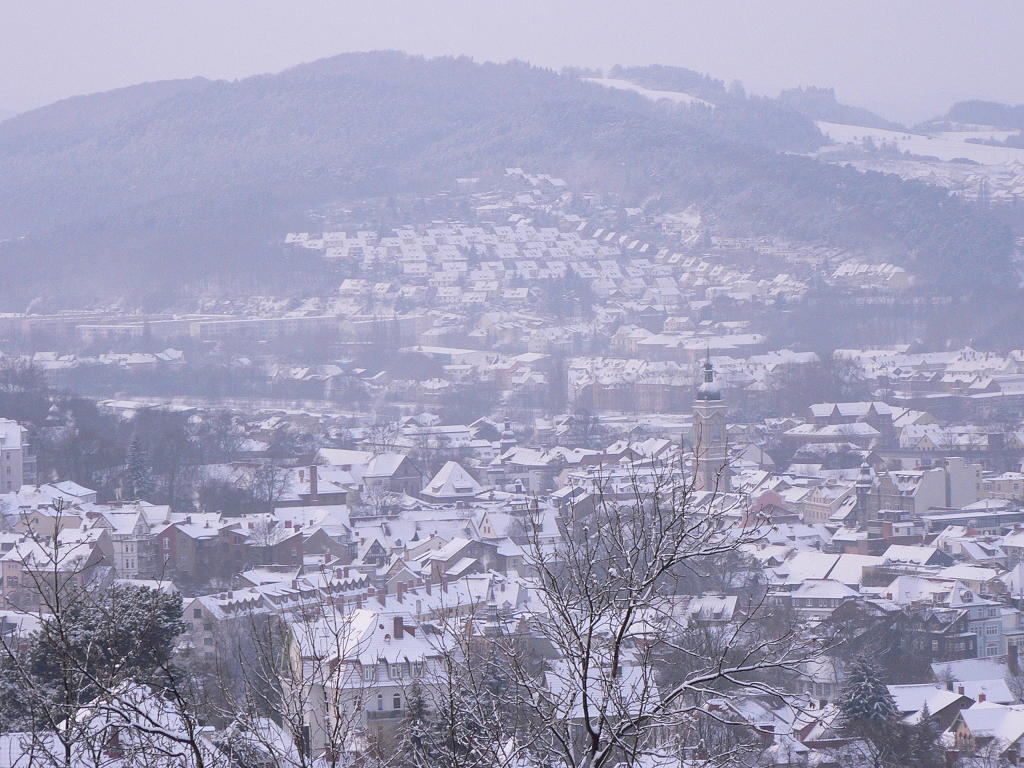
[2,0,1022,124]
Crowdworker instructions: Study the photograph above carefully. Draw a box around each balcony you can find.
[366,709,405,721]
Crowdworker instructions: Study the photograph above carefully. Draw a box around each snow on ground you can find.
[662,207,703,229]
[585,78,713,108]
[937,129,1019,144]
[816,121,1024,166]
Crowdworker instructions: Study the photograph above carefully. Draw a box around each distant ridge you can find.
[776,86,903,130]
[927,99,1024,131]
[0,52,1011,307]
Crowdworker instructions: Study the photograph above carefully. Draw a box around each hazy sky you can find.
[2,0,1022,123]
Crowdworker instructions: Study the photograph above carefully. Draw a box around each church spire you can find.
[696,353,721,401]
[692,353,729,493]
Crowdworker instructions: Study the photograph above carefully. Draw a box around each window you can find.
[376,694,383,711]
[393,694,401,710]
[194,608,202,619]
[987,625,999,635]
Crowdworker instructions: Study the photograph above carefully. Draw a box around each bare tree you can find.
[360,483,401,517]
[363,423,402,456]
[243,463,291,513]
[406,459,822,768]
[191,583,398,768]
[0,499,220,768]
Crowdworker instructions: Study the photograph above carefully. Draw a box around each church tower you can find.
[498,419,517,454]
[692,356,730,492]
[855,461,873,527]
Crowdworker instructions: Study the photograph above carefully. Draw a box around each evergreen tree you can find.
[0,584,185,730]
[840,655,898,727]
[907,703,945,768]
[125,434,153,500]
[400,679,433,767]
[29,584,185,693]
[839,656,903,767]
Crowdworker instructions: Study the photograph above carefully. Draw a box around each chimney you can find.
[393,615,404,640]
[958,685,965,696]
[425,580,432,595]
[397,583,406,601]
[946,680,954,691]
[979,692,986,703]
[441,576,448,593]
[309,465,318,501]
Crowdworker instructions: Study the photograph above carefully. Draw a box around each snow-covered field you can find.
[936,129,1019,144]
[816,121,1024,166]
[585,77,712,108]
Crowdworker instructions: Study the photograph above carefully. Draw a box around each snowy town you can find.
[4,6,1024,766]
[2,172,1024,765]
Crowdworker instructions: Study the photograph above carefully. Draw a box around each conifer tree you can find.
[907,703,945,768]
[840,655,898,727]
[400,679,432,767]
[125,434,153,500]
[839,655,905,767]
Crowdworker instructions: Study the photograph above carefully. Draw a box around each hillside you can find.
[0,52,1013,308]
[937,100,1024,131]
[777,86,902,130]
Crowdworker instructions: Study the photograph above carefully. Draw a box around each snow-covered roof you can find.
[421,461,483,500]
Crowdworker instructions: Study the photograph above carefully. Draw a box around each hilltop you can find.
[0,52,1012,308]
[931,100,1024,132]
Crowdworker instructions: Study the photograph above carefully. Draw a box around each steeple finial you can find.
[696,351,721,401]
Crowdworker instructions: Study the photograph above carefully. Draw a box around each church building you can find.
[692,357,730,493]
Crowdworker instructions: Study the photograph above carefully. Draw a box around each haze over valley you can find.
[2,6,1024,768]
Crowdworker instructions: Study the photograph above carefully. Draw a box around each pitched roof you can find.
[421,461,483,500]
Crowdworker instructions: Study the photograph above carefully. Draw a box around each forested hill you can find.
[776,86,903,130]
[938,100,1024,131]
[0,52,1013,308]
